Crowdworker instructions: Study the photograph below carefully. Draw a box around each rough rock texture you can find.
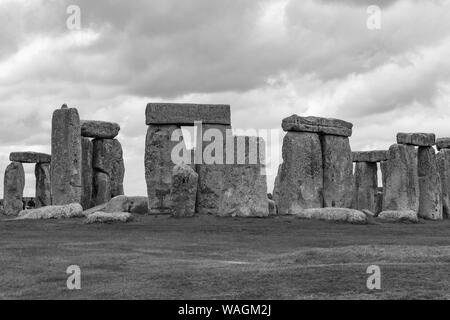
[268,199,277,216]
[292,208,367,224]
[282,115,353,137]
[352,150,389,163]
[353,162,378,212]
[146,103,231,125]
[436,137,450,151]
[35,163,51,208]
[375,190,383,215]
[322,135,354,208]
[81,120,120,139]
[82,203,107,217]
[92,171,111,205]
[127,196,149,214]
[278,132,323,215]
[272,164,282,205]
[81,138,93,209]
[17,203,83,220]
[50,106,82,205]
[381,144,419,212]
[437,149,450,219]
[396,132,435,147]
[170,164,199,217]
[3,162,25,216]
[218,136,268,217]
[418,146,443,220]
[378,210,418,223]
[104,195,149,214]
[145,125,181,214]
[84,212,132,224]
[10,152,51,164]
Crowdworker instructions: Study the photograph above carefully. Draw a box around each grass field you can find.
[0,214,449,299]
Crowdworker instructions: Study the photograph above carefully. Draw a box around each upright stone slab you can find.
[81,138,93,209]
[381,144,419,212]
[321,135,354,208]
[170,164,198,217]
[218,136,269,217]
[353,162,378,212]
[50,105,82,205]
[418,146,443,220]
[437,149,450,219]
[272,163,282,205]
[35,163,51,208]
[278,132,323,214]
[92,171,111,206]
[3,162,25,216]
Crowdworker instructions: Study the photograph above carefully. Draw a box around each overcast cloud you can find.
[1,0,450,196]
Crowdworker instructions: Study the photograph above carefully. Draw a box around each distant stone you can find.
[272,164,282,205]
[81,138,94,210]
[378,210,418,223]
[3,162,25,216]
[418,146,443,220]
[268,199,277,216]
[437,149,450,219]
[322,135,354,208]
[353,162,378,213]
[396,132,435,147]
[146,103,231,125]
[92,171,111,205]
[291,208,367,224]
[436,137,450,151]
[16,203,83,220]
[170,164,198,217]
[81,120,120,139]
[10,152,51,164]
[282,114,353,137]
[35,163,51,208]
[352,150,389,163]
[85,212,132,224]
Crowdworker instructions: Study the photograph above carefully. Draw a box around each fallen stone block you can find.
[291,208,367,224]
[378,210,418,223]
[3,162,25,216]
[82,203,107,216]
[146,103,231,125]
[436,137,450,151]
[418,146,443,220]
[16,203,83,220]
[84,212,132,224]
[352,150,389,163]
[282,115,353,137]
[396,132,435,147]
[104,195,149,214]
[10,152,51,164]
[81,120,120,139]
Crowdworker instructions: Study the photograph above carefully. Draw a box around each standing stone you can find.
[50,106,82,205]
[321,135,353,208]
[35,163,51,208]
[81,138,93,209]
[418,146,443,220]
[3,162,25,216]
[437,149,450,219]
[111,140,125,197]
[375,189,383,215]
[272,163,282,205]
[436,137,450,151]
[278,132,323,214]
[92,171,111,206]
[353,162,378,212]
[381,144,419,212]
[170,164,198,217]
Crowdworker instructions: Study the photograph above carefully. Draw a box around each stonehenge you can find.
[436,141,450,219]
[3,162,25,215]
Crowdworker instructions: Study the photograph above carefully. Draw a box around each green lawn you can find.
[0,215,449,299]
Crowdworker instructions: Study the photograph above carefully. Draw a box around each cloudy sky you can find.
[1,0,450,196]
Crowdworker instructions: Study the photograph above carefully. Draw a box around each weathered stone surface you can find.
[272,164,282,205]
[81,120,120,139]
[378,210,418,223]
[92,171,111,205]
[10,152,51,164]
[396,132,435,147]
[105,195,129,213]
[218,136,268,217]
[51,106,82,205]
[322,135,354,208]
[170,164,198,217]
[375,190,383,215]
[381,144,419,212]
[353,162,378,212]
[418,146,443,220]
[17,203,83,220]
[82,203,107,216]
[3,162,25,216]
[127,196,148,214]
[278,132,323,215]
[145,125,181,214]
[81,138,93,209]
[35,163,51,208]
[292,208,367,224]
[436,137,450,151]
[85,212,132,224]
[352,150,389,163]
[268,199,277,216]
[437,149,450,219]
[104,195,148,214]
[282,115,353,137]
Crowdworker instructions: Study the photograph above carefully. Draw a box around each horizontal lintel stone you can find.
[281,114,353,137]
[9,152,51,163]
[81,120,120,139]
[352,150,390,163]
[436,137,450,151]
[396,132,435,147]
